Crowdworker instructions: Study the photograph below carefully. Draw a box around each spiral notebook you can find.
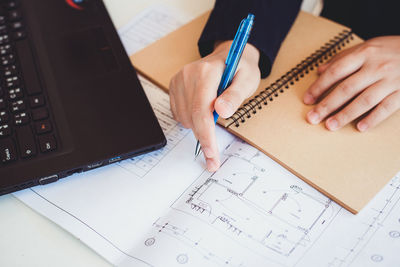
[131,11,400,214]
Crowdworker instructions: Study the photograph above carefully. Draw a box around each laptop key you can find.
[32,107,48,121]
[6,76,19,88]
[8,87,22,100]
[1,54,14,65]
[5,1,18,10]
[0,44,12,55]
[16,125,36,158]
[29,95,44,108]
[14,112,28,126]
[0,138,16,163]
[13,30,26,40]
[4,65,17,76]
[38,135,56,153]
[16,39,42,95]
[0,98,5,109]
[0,111,9,123]
[10,21,22,31]
[0,124,11,137]
[35,120,52,134]
[0,34,9,45]
[8,10,21,21]
[11,99,25,113]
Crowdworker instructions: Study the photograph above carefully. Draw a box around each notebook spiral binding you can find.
[227,29,355,128]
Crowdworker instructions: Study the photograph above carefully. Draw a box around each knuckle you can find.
[339,82,354,96]
[181,65,193,84]
[380,99,394,113]
[376,62,394,73]
[198,61,212,75]
[181,63,192,74]
[360,93,375,107]
[315,101,329,115]
[327,65,341,77]
[359,43,377,55]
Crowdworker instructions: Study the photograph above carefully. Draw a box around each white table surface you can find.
[0,1,318,266]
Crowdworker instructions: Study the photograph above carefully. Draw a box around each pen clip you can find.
[225,19,245,65]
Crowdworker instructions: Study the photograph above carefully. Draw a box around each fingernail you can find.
[304,93,315,104]
[357,121,368,132]
[307,110,320,124]
[326,118,339,131]
[217,98,234,117]
[206,159,219,172]
[202,147,214,158]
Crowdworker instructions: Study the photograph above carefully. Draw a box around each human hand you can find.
[304,36,400,131]
[169,41,260,171]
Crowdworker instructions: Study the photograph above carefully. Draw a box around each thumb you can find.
[214,70,259,118]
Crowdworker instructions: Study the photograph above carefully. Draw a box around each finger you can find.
[191,81,220,171]
[306,68,380,124]
[171,74,194,129]
[214,68,260,118]
[169,80,178,121]
[317,44,360,74]
[304,50,365,105]
[357,90,400,132]
[324,80,393,131]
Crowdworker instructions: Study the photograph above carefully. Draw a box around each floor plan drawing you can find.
[135,140,341,266]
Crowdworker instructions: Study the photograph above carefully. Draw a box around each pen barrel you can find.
[216,17,254,96]
[213,111,219,123]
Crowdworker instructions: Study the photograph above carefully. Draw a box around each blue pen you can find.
[195,13,255,157]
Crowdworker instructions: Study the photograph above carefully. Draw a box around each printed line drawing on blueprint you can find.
[138,139,341,267]
[117,77,190,177]
[326,174,400,267]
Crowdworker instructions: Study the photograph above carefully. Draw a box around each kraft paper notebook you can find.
[131,11,400,214]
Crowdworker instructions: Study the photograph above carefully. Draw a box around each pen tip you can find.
[194,141,202,158]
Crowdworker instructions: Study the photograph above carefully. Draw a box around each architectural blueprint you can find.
[119,139,400,267]
[14,77,400,267]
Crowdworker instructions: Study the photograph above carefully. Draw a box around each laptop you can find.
[0,0,166,195]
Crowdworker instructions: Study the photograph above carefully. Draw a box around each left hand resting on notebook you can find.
[303,36,400,132]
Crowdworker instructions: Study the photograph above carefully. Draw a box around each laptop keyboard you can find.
[0,1,57,164]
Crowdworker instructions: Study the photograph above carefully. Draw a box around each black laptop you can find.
[0,0,166,195]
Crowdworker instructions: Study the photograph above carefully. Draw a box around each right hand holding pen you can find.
[169,41,261,172]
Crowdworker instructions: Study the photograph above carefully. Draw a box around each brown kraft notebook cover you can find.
[131,11,400,214]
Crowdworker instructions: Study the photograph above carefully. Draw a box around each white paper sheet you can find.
[118,5,190,55]
[13,5,400,266]
[15,77,400,266]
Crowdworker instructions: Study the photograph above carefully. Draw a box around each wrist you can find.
[213,40,260,66]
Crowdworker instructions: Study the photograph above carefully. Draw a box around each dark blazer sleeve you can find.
[198,0,302,78]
